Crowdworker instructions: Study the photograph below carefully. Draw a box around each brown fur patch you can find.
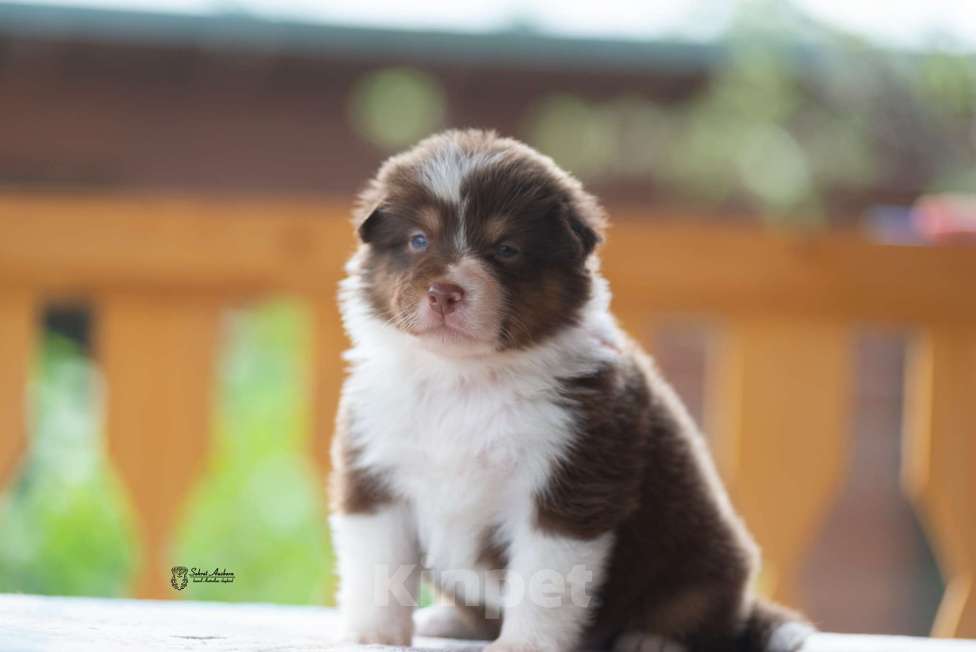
[416,205,443,235]
[476,524,509,571]
[538,340,771,651]
[329,402,393,515]
[481,214,511,244]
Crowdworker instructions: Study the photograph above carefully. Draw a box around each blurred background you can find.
[1,0,974,638]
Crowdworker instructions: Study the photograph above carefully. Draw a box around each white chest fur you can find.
[343,344,579,579]
[336,274,620,611]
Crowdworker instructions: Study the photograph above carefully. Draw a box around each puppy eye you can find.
[494,243,520,260]
[409,233,429,252]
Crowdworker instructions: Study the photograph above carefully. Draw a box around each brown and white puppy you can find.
[330,130,811,652]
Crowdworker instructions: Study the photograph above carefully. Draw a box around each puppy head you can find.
[346,129,605,356]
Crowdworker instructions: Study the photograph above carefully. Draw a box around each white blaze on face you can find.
[418,143,506,254]
[414,255,505,354]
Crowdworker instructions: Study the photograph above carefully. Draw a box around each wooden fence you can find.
[0,195,973,637]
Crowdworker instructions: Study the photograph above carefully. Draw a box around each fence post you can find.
[903,329,976,637]
[0,290,35,493]
[98,292,222,599]
[707,318,851,608]
[308,298,346,479]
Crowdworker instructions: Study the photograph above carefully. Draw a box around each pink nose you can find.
[427,282,465,315]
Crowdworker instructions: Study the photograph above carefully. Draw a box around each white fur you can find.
[768,621,814,652]
[331,506,420,644]
[417,142,505,252]
[419,142,504,205]
[334,265,621,649]
[492,528,613,651]
[414,603,494,640]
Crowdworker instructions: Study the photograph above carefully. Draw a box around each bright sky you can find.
[9,0,976,51]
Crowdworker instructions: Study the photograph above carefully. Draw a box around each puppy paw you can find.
[768,621,814,652]
[414,604,485,640]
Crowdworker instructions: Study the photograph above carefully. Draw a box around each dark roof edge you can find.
[0,2,720,72]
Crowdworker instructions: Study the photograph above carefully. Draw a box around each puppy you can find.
[330,130,811,651]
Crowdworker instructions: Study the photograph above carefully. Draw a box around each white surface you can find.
[2,594,976,652]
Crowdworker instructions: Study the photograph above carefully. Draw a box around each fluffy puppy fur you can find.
[330,129,812,652]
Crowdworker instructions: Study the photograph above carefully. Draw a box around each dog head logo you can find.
[170,566,188,591]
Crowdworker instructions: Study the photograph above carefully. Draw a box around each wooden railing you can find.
[0,195,973,637]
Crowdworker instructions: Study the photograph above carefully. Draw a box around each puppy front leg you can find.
[487,526,613,652]
[330,504,420,645]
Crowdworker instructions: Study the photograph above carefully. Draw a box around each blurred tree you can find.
[0,335,135,596]
[524,0,976,225]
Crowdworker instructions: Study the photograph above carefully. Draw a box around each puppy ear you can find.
[357,205,385,244]
[566,212,600,259]
[558,198,602,261]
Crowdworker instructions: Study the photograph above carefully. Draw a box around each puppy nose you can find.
[427,282,465,315]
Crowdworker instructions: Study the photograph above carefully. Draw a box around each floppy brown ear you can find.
[566,211,600,259]
[357,206,386,244]
[559,197,603,261]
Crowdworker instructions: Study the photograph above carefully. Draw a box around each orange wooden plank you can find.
[707,318,852,608]
[0,195,974,325]
[602,220,976,325]
[308,297,347,477]
[0,195,354,294]
[0,290,36,491]
[98,292,223,599]
[903,330,976,638]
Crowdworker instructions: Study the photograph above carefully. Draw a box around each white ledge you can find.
[2,594,975,651]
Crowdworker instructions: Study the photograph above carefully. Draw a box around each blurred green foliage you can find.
[0,335,134,596]
[342,1,973,225]
[350,67,447,150]
[522,1,976,225]
[0,301,336,604]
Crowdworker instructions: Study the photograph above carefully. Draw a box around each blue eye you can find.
[409,233,429,251]
[495,243,519,259]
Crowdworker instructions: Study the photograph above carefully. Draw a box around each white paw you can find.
[612,632,686,652]
[768,622,814,652]
[414,604,479,639]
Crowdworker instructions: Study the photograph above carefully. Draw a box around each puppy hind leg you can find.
[414,601,501,641]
